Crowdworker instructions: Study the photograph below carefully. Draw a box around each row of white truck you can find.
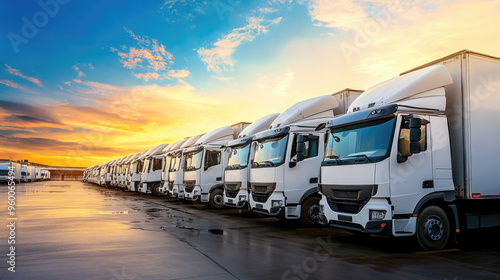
[83,50,500,250]
[0,160,51,183]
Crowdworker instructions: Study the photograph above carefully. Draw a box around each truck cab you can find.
[319,51,500,250]
[167,135,204,198]
[158,138,186,196]
[223,113,280,208]
[183,123,250,208]
[138,144,169,194]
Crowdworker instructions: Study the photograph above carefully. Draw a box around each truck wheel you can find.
[301,196,321,227]
[416,206,450,251]
[209,189,225,209]
[152,183,161,197]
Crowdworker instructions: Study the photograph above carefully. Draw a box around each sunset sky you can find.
[1,0,499,167]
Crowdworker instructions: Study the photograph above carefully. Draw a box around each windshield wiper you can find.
[325,155,342,164]
[343,154,372,162]
[228,164,245,170]
[253,160,275,167]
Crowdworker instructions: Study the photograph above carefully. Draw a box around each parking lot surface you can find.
[1,181,499,280]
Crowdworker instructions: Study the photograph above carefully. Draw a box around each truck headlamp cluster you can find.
[272,200,283,208]
[369,210,387,220]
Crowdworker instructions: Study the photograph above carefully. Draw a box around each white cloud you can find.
[197,16,282,73]
[5,64,43,87]
[272,71,295,96]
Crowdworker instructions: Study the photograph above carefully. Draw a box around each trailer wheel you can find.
[209,189,225,209]
[416,206,450,251]
[301,196,321,227]
[152,183,161,197]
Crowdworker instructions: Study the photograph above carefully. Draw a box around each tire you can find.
[301,196,321,227]
[209,189,225,209]
[151,183,161,197]
[416,206,450,251]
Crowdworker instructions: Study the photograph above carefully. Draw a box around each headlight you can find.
[272,200,283,208]
[239,195,246,201]
[369,210,387,220]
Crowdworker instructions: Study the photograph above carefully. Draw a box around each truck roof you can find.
[348,65,453,113]
[271,95,339,128]
[401,49,500,76]
[195,124,248,146]
[238,113,279,138]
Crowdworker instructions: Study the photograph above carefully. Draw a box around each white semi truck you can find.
[223,113,280,208]
[318,50,500,250]
[159,138,187,196]
[167,134,204,199]
[21,164,28,182]
[183,123,250,208]
[138,144,169,194]
[123,153,142,190]
[248,91,361,226]
[130,148,157,192]
[0,160,22,184]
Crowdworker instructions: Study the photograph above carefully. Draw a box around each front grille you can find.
[250,183,276,203]
[320,184,378,214]
[224,182,241,198]
[0,170,9,176]
[184,180,195,193]
[333,190,358,199]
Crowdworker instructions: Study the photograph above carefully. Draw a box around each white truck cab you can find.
[248,91,361,226]
[138,144,169,194]
[223,113,280,208]
[167,135,204,198]
[159,138,187,196]
[183,123,250,208]
[319,50,500,250]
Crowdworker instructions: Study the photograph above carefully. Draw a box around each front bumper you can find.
[319,195,393,235]
[224,189,248,208]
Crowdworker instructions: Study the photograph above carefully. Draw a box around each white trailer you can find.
[27,165,36,182]
[248,90,362,226]
[183,123,250,208]
[138,144,169,194]
[223,113,280,208]
[318,50,500,250]
[0,160,22,184]
[35,167,42,181]
[167,135,204,198]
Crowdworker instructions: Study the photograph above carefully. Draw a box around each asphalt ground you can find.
[0,181,499,280]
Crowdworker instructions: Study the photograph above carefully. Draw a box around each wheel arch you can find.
[299,187,321,204]
[414,191,458,233]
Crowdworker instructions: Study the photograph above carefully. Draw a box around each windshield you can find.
[252,134,288,168]
[226,143,251,170]
[184,150,203,171]
[324,117,396,165]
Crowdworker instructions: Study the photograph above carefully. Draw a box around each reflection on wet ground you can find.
[0,181,499,280]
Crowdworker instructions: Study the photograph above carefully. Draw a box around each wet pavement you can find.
[0,181,499,280]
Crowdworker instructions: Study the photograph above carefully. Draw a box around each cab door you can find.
[390,115,433,215]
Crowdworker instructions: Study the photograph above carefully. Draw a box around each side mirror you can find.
[397,117,422,163]
[409,117,421,154]
[296,135,305,162]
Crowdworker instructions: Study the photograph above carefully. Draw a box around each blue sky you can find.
[1,0,499,166]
